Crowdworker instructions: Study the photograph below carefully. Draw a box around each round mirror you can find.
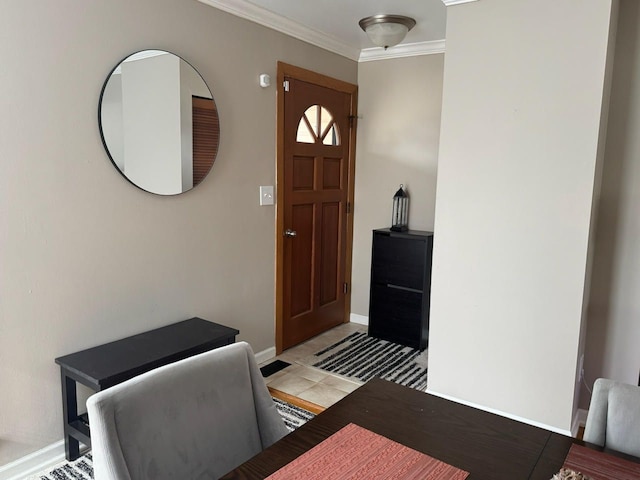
[99,50,219,195]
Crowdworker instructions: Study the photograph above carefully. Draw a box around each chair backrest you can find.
[87,341,289,480]
[583,378,640,457]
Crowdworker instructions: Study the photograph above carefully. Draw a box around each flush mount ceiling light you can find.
[359,14,416,50]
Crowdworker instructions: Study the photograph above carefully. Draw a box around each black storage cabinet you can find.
[368,229,433,350]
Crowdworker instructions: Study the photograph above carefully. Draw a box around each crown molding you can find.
[197,0,360,61]
[442,0,479,6]
[359,40,445,62]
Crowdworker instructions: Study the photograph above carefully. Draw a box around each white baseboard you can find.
[571,408,588,438]
[577,408,588,426]
[350,313,369,326]
[254,346,276,365]
[425,388,574,437]
[0,440,66,480]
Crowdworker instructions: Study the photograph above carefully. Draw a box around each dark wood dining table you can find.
[221,377,637,479]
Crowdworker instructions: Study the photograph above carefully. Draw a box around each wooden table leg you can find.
[60,370,80,461]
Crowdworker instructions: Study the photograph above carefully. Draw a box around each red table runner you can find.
[266,423,469,480]
[562,444,640,480]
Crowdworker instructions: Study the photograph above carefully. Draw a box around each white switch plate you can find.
[259,185,274,206]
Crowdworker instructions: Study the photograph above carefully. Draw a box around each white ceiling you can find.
[198,0,454,61]
[244,0,447,49]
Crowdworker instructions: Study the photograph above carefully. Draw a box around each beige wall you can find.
[428,0,615,433]
[0,0,356,465]
[351,55,444,318]
[583,0,640,406]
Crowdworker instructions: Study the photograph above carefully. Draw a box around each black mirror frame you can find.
[98,49,220,196]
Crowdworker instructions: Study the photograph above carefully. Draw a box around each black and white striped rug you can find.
[272,397,315,432]
[28,453,93,480]
[27,399,314,480]
[300,331,428,390]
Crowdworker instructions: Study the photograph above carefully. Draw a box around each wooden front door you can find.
[276,63,357,352]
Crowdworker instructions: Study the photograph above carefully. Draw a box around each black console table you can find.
[54,317,239,461]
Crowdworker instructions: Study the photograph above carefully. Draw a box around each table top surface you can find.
[222,378,578,480]
[55,318,239,389]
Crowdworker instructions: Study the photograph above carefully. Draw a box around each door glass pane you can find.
[296,104,341,146]
[322,124,340,146]
[319,107,331,136]
[296,117,315,143]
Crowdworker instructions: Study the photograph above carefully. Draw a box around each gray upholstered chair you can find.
[583,378,640,457]
[87,341,289,480]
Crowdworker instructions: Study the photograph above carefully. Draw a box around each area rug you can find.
[26,398,315,480]
[27,453,93,480]
[298,331,428,390]
[273,397,316,431]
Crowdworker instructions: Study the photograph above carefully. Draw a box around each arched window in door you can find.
[296,105,341,146]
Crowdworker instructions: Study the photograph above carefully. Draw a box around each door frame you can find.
[275,61,358,354]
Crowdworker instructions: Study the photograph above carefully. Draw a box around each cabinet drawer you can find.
[369,285,423,348]
[371,233,426,290]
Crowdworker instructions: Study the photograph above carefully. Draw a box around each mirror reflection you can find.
[99,50,219,195]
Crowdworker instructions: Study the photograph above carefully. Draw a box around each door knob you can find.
[284,229,297,237]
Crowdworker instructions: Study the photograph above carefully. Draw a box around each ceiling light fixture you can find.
[359,14,416,50]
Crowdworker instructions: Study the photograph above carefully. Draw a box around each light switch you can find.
[260,185,274,206]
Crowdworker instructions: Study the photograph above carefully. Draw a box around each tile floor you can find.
[260,322,366,409]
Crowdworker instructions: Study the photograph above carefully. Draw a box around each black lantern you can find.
[391,184,409,232]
